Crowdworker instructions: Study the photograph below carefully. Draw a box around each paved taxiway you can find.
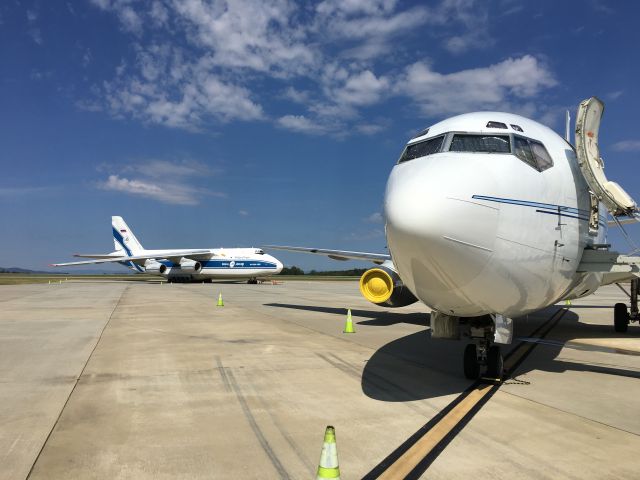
[1,281,639,479]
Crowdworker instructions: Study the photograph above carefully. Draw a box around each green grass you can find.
[0,273,158,285]
[0,273,359,285]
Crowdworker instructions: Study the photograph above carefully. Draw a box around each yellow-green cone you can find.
[217,293,224,307]
[343,309,355,333]
[316,426,340,479]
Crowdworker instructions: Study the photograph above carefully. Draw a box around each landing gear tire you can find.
[614,302,629,333]
[463,344,480,380]
[247,278,258,285]
[486,345,503,379]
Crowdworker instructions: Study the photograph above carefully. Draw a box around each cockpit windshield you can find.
[398,130,553,172]
[449,134,511,153]
[255,249,265,255]
[398,135,444,163]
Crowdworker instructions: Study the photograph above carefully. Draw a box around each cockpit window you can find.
[513,136,537,169]
[414,127,429,138]
[514,135,553,171]
[255,249,265,255]
[530,140,553,170]
[399,135,444,163]
[449,134,511,153]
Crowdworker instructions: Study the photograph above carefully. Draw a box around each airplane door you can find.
[575,97,637,217]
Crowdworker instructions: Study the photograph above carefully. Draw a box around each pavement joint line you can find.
[25,284,130,480]
[362,307,568,480]
[498,389,640,437]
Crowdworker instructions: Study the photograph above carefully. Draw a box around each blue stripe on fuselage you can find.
[159,259,278,269]
[472,194,589,215]
[471,195,607,224]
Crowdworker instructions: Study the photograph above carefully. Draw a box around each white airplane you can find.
[52,216,283,283]
[267,97,640,379]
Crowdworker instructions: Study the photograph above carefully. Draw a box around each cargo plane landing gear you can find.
[247,278,258,284]
[614,278,640,332]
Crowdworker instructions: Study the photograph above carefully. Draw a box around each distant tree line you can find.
[279,266,305,275]
[278,266,367,276]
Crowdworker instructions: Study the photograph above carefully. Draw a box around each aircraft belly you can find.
[200,268,275,278]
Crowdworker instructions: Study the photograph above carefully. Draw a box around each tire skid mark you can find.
[214,356,231,392]
[246,371,316,475]
[316,353,431,417]
[225,369,291,479]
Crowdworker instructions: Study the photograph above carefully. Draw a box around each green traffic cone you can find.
[343,309,355,333]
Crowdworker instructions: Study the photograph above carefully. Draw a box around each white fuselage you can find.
[385,112,606,317]
[130,248,283,280]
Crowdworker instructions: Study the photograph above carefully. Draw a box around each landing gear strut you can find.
[462,315,505,380]
[614,278,640,332]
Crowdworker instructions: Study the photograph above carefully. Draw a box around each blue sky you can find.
[1,0,639,272]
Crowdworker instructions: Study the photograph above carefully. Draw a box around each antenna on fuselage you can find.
[565,110,571,142]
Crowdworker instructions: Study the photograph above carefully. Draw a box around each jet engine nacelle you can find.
[359,263,418,308]
[144,260,167,275]
[178,258,202,273]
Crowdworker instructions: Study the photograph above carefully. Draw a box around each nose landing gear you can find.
[462,315,507,380]
[463,340,503,380]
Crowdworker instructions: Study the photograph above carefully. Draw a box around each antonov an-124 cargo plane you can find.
[266,97,640,379]
[52,216,283,283]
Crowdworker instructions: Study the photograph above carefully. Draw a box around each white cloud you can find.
[98,159,225,205]
[0,186,54,196]
[99,175,224,205]
[282,87,310,104]
[612,140,640,152]
[397,55,557,117]
[333,70,390,106]
[125,159,218,178]
[90,0,143,34]
[238,210,249,216]
[149,1,169,26]
[26,9,43,45]
[85,1,558,136]
[343,229,385,241]
[277,115,325,135]
[171,0,316,76]
[364,212,384,223]
[357,123,385,135]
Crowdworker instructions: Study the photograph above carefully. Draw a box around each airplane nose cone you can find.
[384,154,499,315]
[272,257,284,274]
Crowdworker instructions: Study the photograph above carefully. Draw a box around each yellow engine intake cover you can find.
[359,268,394,304]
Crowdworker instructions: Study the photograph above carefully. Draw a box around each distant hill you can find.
[0,267,53,274]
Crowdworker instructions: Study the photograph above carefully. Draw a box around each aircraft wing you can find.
[606,214,640,226]
[51,249,212,267]
[263,245,391,264]
[73,253,124,259]
[577,250,640,285]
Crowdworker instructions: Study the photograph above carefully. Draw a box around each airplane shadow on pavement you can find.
[265,303,640,402]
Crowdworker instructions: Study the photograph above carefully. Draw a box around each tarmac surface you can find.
[1,280,639,479]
